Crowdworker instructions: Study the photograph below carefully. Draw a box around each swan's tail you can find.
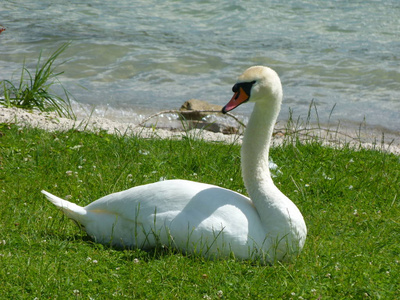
[42,190,87,223]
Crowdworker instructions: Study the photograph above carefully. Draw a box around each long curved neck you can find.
[242,101,279,190]
[241,100,283,218]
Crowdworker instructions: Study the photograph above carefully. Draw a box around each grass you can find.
[0,123,399,299]
[0,43,76,119]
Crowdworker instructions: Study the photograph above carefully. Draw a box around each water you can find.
[1,0,399,132]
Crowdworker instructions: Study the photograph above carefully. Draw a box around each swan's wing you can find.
[84,179,254,222]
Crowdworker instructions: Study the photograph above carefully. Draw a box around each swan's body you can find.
[43,66,307,263]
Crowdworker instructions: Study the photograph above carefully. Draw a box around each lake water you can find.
[1,0,399,132]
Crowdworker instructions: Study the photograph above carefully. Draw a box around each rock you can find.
[189,121,239,134]
[177,99,238,134]
[179,99,223,121]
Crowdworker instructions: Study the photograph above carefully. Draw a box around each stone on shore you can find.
[179,99,223,121]
[179,99,239,134]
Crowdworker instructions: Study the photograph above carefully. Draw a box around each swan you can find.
[42,66,307,263]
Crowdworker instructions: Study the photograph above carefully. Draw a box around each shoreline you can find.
[0,107,240,144]
[1,107,399,155]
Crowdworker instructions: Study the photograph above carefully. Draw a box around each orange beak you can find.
[222,87,250,114]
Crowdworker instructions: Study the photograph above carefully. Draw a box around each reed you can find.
[0,43,75,119]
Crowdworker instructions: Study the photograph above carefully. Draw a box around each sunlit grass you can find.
[0,123,399,298]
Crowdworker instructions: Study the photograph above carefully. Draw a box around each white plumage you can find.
[43,66,307,263]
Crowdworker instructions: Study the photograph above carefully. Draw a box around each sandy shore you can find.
[1,107,399,155]
[0,107,240,143]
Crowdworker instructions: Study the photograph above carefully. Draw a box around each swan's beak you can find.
[222,87,250,114]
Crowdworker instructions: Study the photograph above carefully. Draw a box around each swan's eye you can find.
[232,81,256,97]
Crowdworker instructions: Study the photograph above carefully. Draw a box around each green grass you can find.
[0,43,75,119]
[0,123,399,299]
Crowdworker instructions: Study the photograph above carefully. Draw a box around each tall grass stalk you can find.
[0,43,75,119]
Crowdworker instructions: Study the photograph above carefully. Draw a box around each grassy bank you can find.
[0,123,399,299]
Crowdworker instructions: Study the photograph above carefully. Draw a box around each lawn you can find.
[0,123,399,299]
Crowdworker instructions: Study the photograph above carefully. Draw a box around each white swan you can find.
[42,66,307,263]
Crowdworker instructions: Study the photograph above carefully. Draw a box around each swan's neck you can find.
[242,101,279,190]
[241,99,307,256]
[241,100,284,218]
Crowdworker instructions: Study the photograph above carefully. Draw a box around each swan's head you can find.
[222,66,283,113]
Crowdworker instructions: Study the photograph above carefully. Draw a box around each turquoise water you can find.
[1,0,399,131]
